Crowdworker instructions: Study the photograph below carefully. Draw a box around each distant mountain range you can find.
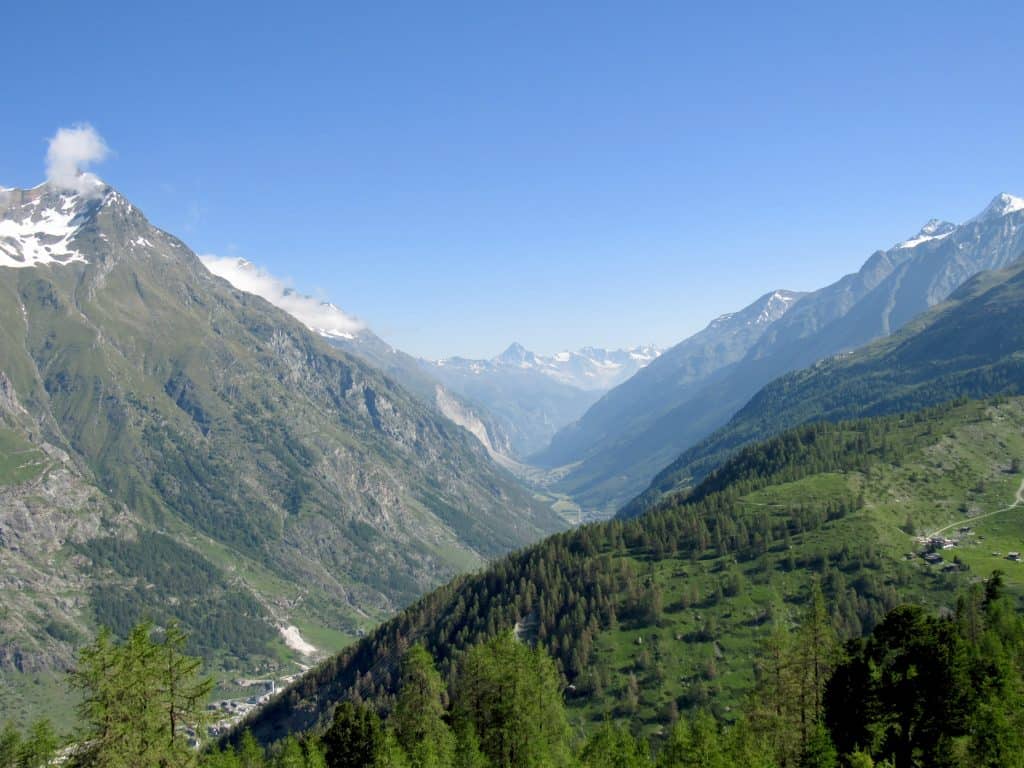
[240,196,1024,747]
[536,193,1024,516]
[0,181,562,696]
[431,342,661,392]
[423,343,662,457]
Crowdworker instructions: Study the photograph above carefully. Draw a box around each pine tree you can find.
[158,622,213,750]
[453,633,572,768]
[0,722,23,768]
[236,731,266,768]
[391,646,454,768]
[69,622,212,768]
[579,721,652,768]
[658,710,727,768]
[451,722,488,768]
[322,702,384,768]
[275,737,306,768]
[15,720,58,768]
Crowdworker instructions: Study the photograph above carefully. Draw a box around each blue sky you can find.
[2,1,1023,358]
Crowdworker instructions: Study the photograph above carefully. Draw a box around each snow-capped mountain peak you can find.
[972,192,1024,222]
[891,193,1022,249]
[895,219,957,249]
[708,289,804,330]
[433,343,664,391]
[0,182,115,269]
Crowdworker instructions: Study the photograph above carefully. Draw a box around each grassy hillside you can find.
[243,396,1024,745]
[623,259,1024,518]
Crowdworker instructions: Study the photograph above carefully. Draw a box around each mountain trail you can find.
[927,475,1024,538]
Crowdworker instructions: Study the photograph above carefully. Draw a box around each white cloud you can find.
[46,124,110,197]
[200,255,363,339]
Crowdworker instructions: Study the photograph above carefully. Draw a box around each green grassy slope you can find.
[243,396,1024,745]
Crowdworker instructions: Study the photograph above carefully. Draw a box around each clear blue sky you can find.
[2,1,1022,359]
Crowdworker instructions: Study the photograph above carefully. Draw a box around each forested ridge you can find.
[243,396,1024,746]
[624,259,1024,518]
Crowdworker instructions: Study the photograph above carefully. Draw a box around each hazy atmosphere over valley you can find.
[3,3,1024,768]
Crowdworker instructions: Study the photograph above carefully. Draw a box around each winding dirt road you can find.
[927,476,1024,539]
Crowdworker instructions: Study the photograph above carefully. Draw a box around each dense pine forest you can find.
[4,574,1023,767]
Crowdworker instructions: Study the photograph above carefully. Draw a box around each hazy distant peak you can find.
[895,218,957,249]
[498,342,534,365]
[432,342,663,391]
[708,288,803,330]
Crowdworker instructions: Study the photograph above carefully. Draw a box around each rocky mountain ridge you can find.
[536,193,1024,516]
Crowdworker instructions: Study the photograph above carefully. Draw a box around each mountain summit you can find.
[971,192,1024,222]
[895,219,956,249]
[0,181,561,692]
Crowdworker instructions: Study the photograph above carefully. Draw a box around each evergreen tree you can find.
[199,745,243,768]
[453,633,572,768]
[237,731,267,768]
[276,737,307,768]
[451,722,488,768]
[825,606,972,766]
[69,622,212,768]
[797,724,837,768]
[391,646,454,768]
[658,709,730,768]
[322,702,384,768]
[579,721,652,768]
[15,721,58,768]
[0,722,22,768]
[371,731,409,768]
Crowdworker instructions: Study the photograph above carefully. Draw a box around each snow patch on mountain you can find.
[0,187,94,269]
[896,219,957,249]
[891,194,1022,250]
[709,290,802,331]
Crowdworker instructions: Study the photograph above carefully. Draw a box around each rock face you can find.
[539,194,1024,516]
[0,182,562,691]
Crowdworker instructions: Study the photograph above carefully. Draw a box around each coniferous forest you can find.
[4,575,1023,768]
